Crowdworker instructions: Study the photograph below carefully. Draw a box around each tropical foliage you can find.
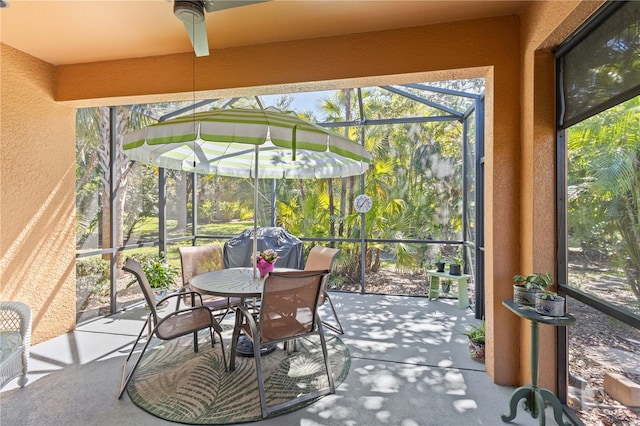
[75,81,483,313]
[567,95,640,308]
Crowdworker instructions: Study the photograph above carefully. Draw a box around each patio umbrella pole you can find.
[252,144,259,279]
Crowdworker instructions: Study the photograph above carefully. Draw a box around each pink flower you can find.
[256,249,278,264]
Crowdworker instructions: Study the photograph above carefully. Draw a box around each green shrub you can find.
[198,200,216,223]
[76,257,110,298]
[128,253,180,290]
[76,256,109,281]
[218,201,238,222]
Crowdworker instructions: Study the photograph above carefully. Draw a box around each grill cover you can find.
[223,227,304,269]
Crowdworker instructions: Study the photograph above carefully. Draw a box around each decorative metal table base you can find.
[235,336,277,357]
[501,383,571,426]
[501,299,575,426]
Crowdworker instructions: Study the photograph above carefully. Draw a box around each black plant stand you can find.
[501,299,575,426]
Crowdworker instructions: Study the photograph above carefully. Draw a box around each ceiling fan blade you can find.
[203,0,269,13]
[183,20,209,57]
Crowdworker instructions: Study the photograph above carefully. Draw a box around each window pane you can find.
[197,175,256,236]
[568,297,640,425]
[560,1,640,127]
[166,170,193,239]
[76,254,111,323]
[76,108,104,251]
[122,163,158,245]
[567,96,640,317]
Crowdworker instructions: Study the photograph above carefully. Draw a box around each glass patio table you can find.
[190,267,266,299]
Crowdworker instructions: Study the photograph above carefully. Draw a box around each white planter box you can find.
[534,294,565,316]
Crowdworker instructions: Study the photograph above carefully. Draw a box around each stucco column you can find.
[0,45,76,343]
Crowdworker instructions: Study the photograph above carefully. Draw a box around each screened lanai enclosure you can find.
[75,79,485,324]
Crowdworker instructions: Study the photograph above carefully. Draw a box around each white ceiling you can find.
[0,0,528,66]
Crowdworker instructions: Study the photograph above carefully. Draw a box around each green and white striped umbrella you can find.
[123,107,371,179]
[123,107,371,278]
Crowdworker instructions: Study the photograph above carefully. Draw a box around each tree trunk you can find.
[98,107,133,273]
[342,89,355,236]
[176,171,188,232]
[328,178,335,238]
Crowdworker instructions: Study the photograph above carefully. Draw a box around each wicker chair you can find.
[304,246,343,334]
[0,301,32,389]
[229,269,334,418]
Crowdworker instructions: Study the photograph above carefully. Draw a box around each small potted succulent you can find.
[535,290,566,317]
[449,247,464,276]
[513,272,552,306]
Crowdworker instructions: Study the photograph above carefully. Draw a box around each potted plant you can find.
[441,279,452,293]
[512,272,552,306]
[128,253,180,303]
[256,249,279,278]
[449,247,464,276]
[435,249,445,272]
[535,290,566,316]
[456,318,485,362]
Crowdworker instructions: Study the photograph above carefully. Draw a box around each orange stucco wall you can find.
[515,0,605,391]
[0,44,76,343]
[55,16,517,105]
[0,1,605,387]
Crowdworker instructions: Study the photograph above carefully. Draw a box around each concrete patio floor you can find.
[1,293,574,425]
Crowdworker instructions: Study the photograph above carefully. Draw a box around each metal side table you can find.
[501,299,575,426]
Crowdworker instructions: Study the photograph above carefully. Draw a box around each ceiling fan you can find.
[173,0,267,57]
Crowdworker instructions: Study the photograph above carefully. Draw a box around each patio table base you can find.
[235,336,277,357]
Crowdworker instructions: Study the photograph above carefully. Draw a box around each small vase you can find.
[257,261,274,278]
[436,262,445,272]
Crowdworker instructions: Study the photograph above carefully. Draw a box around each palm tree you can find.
[76,106,155,267]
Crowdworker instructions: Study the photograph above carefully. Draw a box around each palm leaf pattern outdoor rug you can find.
[126,330,350,424]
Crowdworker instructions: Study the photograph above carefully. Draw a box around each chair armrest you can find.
[0,301,32,354]
[157,291,203,309]
[235,305,260,343]
[235,305,253,319]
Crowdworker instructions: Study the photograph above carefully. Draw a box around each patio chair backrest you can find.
[123,258,159,323]
[304,246,340,271]
[304,246,340,304]
[178,245,224,286]
[259,270,329,342]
